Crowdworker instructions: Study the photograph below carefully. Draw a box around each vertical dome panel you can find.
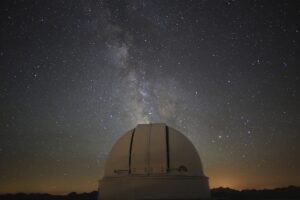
[149,123,167,174]
[131,124,150,174]
[168,127,204,176]
[104,130,133,177]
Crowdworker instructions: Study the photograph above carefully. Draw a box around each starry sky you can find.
[1,0,300,194]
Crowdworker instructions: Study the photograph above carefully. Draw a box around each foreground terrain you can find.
[0,186,299,200]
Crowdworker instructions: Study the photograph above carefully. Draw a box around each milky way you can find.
[0,0,299,194]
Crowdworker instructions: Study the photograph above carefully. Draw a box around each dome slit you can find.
[166,125,170,172]
[128,128,135,174]
[146,125,151,174]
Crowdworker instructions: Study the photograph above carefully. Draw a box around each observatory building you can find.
[98,123,210,200]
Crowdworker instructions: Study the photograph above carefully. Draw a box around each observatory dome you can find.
[98,123,210,200]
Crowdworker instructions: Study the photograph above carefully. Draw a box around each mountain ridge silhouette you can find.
[0,186,299,200]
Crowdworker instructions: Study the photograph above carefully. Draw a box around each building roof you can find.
[103,123,205,177]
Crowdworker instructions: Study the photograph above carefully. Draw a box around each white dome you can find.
[99,123,210,200]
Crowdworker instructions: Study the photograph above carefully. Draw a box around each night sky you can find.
[1,0,300,194]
